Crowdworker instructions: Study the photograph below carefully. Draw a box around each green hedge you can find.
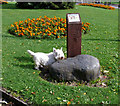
[16,2,76,9]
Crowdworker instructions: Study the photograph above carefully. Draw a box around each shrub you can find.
[9,16,90,39]
[16,2,34,9]
[16,2,75,9]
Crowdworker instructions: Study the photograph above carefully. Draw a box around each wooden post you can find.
[66,13,82,58]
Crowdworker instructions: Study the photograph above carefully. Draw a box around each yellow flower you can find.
[35,29,37,31]
[58,27,60,30]
[37,32,40,35]
[25,20,27,23]
[22,30,25,32]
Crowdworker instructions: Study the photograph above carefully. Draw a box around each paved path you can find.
[109,4,119,9]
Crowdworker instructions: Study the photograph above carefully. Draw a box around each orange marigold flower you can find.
[45,29,48,32]
[55,22,58,26]
[84,24,86,27]
[35,22,38,25]
[40,31,42,34]
[11,24,14,27]
[67,101,71,105]
[46,22,50,25]
[17,26,19,30]
[30,20,33,23]
[64,24,66,27]
[54,16,57,20]
[24,28,28,30]
[54,32,56,35]
[36,18,40,21]
[42,24,45,26]
[28,23,32,26]
[54,30,57,32]
[32,18,35,21]
[33,33,35,36]
[48,27,51,31]
[44,16,47,18]
[28,18,30,21]
[18,33,24,36]
[30,33,32,36]
[82,27,85,30]
[14,22,18,25]
[47,33,51,36]
[62,21,66,24]
[60,18,63,21]
[86,25,89,28]
[86,22,90,25]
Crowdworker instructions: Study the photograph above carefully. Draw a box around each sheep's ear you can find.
[53,48,56,52]
[61,47,63,50]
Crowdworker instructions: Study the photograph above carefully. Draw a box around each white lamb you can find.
[27,48,65,70]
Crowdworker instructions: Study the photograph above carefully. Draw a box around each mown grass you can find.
[2,3,119,104]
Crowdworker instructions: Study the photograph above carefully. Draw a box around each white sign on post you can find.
[68,14,80,22]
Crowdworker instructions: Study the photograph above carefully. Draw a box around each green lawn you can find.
[1,3,119,104]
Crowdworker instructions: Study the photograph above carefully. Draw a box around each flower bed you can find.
[0,0,8,4]
[79,3,115,10]
[9,16,90,39]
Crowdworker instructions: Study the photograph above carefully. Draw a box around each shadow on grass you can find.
[39,69,55,82]
[13,56,34,69]
[2,35,16,39]
[15,64,34,70]
[15,56,32,62]
[14,56,56,82]
[83,38,120,42]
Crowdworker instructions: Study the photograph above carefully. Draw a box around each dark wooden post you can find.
[66,13,82,58]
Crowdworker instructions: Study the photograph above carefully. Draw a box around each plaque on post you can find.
[66,13,82,58]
